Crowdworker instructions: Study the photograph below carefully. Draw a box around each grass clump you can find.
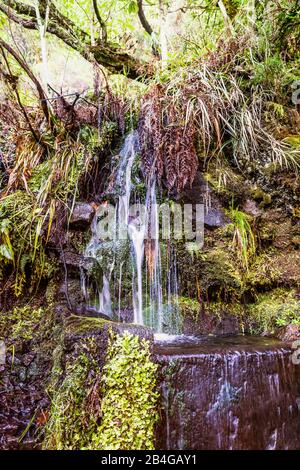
[0,191,58,295]
[228,206,256,270]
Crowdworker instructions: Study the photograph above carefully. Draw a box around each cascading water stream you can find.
[128,213,146,325]
[146,180,163,331]
[154,335,300,450]
[83,131,180,332]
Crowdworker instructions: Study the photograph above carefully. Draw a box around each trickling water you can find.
[99,274,112,315]
[128,213,146,325]
[155,335,300,450]
[83,131,180,332]
[145,181,163,330]
[117,132,137,238]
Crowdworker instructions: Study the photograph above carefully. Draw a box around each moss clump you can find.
[93,331,158,450]
[178,296,200,321]
[205,301,246,323]
[199,249,243,298]
[64,315,109,336]
[247,288,300,334]
[43,338,101,450]
[283,135,300,148]
[246,250,300,289]
[0,306,44,342]
[251,186,272,207]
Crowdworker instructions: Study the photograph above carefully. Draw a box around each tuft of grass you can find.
[229,205,256,270]
[139,55,300,194]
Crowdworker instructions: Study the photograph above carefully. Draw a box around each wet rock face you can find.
[276,324,300,342]
[155,337,300,450]
[183,311,241,336]
[0,345,51,450]
[179,171,229,228]
[69,202,95,229]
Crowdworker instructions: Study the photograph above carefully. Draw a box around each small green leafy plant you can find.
[228,206,256,270]
[43,331,159,450]
[93,331,159,450]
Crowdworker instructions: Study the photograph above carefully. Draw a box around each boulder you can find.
[243,199,262,217]
[69,202,95,229]
[179,171,230,228]
[276,324,300,342]
[204,206,228,228]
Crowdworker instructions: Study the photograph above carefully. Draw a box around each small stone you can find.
[18,367,27,382]
[243,199,262,217]
[204,207,228,228]
[22,353,36,367]
[69,202,95,229]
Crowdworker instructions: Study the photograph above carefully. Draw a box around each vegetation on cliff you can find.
[43,331,158,450]
[0,0,300,450]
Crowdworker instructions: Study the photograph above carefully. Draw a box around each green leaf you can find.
[128,1,138,14]
[0,243,14,260]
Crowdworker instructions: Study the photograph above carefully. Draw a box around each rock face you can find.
[68,202,95,229]
[183,311,241,336]
[155,336,300,450]
[179,171,230,228]
[0,304,154,450]
[276,324,300,342]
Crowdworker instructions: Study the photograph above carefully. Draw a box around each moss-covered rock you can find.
[246,250,300,289]
[43,329,158,450]
[246,288,300,334]
[198,249,244,299]
[179,296,244,336]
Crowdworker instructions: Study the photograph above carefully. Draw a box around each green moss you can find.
[283,135,300,148]
[44,331,158,450]
[247,288,300,334]
[78,122,118,151]
[178,296,200,321]
[251,186,272,206]
[200,249,243,296]
[64,315,110,335]
[246,251,281,288]
[246,250,300,289]
[43,338,101,450]
[0,306,44,342]
[207,301,245,318]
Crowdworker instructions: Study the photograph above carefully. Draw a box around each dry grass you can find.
[138,44,300,193]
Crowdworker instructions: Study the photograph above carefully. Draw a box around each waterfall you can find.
[99,274,112,316]
[83,131,180,332]
[128,211,146,325]
[155,336,300,450]
[146,181,163,331]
